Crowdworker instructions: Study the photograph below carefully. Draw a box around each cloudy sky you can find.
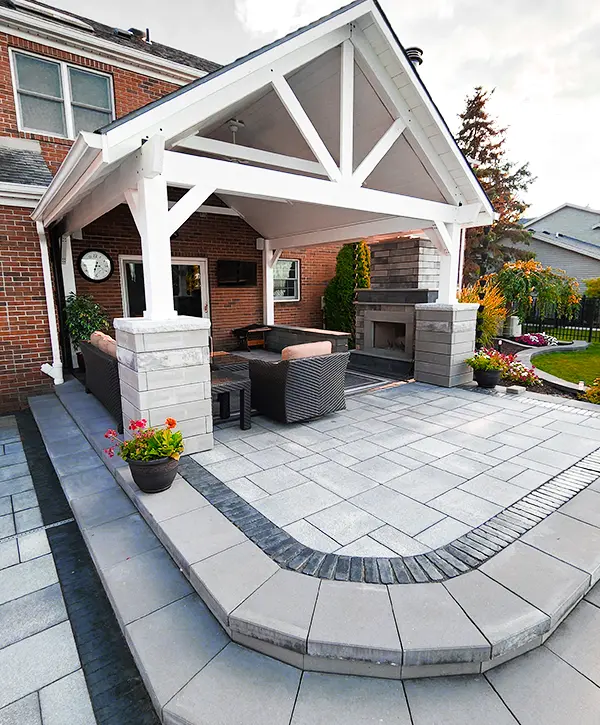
[53,0,600,216]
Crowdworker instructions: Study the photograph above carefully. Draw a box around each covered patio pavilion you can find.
[31,0,493,454]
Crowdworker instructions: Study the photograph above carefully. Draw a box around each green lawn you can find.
[533,343,600,385]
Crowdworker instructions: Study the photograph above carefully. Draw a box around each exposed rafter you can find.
[352,118,405,186]
[271,75,342,182]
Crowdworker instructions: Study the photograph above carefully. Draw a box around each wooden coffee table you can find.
[211,369,251,430]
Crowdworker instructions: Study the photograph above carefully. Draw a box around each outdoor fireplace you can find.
[373,321,406,352]
[352,237,439,376]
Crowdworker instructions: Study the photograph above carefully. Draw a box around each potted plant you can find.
[104,418,184,493]
[465,349,505,389]
[64,293,110,370]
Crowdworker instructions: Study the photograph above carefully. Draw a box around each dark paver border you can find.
[15,409,160,725]
[179,449,600,585]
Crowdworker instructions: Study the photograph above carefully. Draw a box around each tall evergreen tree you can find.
[456,87,534,284]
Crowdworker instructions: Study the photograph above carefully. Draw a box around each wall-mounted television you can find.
[216,259,258,287]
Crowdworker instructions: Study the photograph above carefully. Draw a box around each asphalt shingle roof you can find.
[0,0,221,74]
[0,146,53,186]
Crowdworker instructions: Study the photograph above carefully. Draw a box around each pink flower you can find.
[103,447,115,458]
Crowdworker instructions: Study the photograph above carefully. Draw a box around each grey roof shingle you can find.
[0,147,53,186]
[0,0,221,74]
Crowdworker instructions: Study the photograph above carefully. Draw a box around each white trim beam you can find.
[261,239,275,325]
[166,184,215,237]
[339,39,354,178]
[175,136,326,177]
[352,118,405,186]
[271,75,341,182]
[268,216,423,250]
[163,152,480,226]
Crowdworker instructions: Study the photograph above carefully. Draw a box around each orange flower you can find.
[165,417,177,429]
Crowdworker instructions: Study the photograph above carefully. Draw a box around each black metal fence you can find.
[522,296,600,343]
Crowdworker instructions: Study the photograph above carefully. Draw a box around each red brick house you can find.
[2,0,493,428]
[0,0,341,412]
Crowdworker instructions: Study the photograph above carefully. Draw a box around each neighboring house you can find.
[1,0,493,414]
[517,203,600,287]
[0,0,340,411]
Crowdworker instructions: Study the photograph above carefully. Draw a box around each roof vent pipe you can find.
[406,47,423,66]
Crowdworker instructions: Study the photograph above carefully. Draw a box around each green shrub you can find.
[584,379,600,405]
[64,293,109,348]
[323,241,370,345]
[584,278,600,299]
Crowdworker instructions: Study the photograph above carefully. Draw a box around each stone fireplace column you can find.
[114,316,213,454]
[413,303,478,387]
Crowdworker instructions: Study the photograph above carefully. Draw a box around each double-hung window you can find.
[273,259,300,302]
[12,51,114,138]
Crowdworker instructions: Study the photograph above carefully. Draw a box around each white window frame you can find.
[273,257,301,303]
[119,255,211,319]
[9,48,115,140]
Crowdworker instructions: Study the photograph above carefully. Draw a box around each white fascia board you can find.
[268,216,423,250]
[163,152,481,226]
[0,9,207,85]
[363,6,495,222]
[31,132,103,223]
[0,182,47,208]
[100,4,369,160]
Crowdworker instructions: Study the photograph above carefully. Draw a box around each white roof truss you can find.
[33,0,493,243]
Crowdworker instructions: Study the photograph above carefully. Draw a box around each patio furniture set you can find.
[80,334,350,433]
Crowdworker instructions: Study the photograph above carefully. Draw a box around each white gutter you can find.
[36,221,64,385]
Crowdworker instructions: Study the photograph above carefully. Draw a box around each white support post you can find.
[260,239,280,326]
[426,222,462,304]
[339,39,354,179]
[271,75,342,182]
[36,222,63,385]
[61,234,77,369]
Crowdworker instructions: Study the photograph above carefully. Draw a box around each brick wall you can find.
[73,206,341,350]
[0,206,54,412]
[0,33,179,173]
[276,246,341,329]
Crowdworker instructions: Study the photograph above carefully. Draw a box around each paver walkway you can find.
[0,415,96,723]
[0,412,159,725]
[194,382,600,557]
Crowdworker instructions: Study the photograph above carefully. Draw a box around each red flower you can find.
[128,419,147,431]
[103,447,115,458]
[165,417,177,429]
[104,429,117,439]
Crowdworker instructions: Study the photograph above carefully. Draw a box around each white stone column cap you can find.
[114,316,211,334]
[414,303,480,311]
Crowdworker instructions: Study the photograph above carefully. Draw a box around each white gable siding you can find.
[519,237,600,287]
[528,206,600,247]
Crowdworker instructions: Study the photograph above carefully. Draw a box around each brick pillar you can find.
[114,316,213,454]
[414,303,478,387]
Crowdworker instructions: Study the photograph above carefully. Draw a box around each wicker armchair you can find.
[249,351,349,423]
[79,341,123,433]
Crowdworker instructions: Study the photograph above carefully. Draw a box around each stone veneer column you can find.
[413,303,479,387]
[114,316,213,454]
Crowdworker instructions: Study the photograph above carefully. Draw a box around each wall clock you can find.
[77,249,114,283]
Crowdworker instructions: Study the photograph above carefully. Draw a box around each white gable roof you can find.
[33,0,493,235]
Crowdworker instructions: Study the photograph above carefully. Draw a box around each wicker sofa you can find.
[79,340,123,433]
[249,351,349,423]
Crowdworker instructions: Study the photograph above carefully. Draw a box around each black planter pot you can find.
[129,457,179,493]
[473,369,501,389]
[76,351,86,372]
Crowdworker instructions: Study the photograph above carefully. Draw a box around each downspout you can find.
[36,221,64,385]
